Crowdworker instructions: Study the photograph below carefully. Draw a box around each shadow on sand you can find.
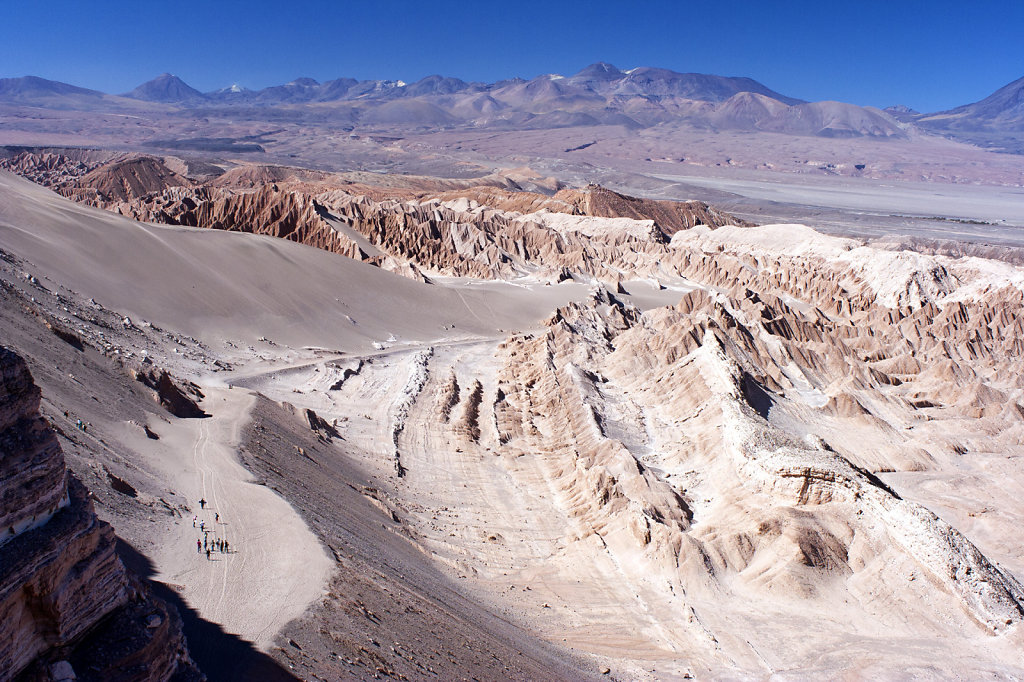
[117,540,298,682]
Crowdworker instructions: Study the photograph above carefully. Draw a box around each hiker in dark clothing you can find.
[197,539,201,553]
[199,498,206,509]
[206,548,211,560]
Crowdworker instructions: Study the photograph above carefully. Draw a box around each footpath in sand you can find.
[148,385,332,651]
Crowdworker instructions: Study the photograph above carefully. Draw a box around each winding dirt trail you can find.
[152,385,332,651]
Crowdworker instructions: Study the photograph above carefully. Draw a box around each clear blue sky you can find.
[3,0,1022,111]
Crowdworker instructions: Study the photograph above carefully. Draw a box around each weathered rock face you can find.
[96,182,370,262]
[0,347,201,682]
[269,217,1024,674]
[132,367,207,419]
[0,151,193,217]
[322,278,1024,673]
[70,156,192,205]
[175,184,358,255]
[0,476,129,678]
[0,350,68,540]
[553,184,753,236]
[0,346,127,678]
[318,191,677,283]
[489,291,1024,633]
[0,151,115,195]
[423,183,752,237]
[1,153,750,282]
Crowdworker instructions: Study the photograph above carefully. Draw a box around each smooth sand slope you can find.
[138,386,333,651]
[0,170,588,351]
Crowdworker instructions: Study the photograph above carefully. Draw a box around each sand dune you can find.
[0,170,588,350]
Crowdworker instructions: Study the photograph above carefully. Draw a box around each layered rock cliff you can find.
[0,346,200,682]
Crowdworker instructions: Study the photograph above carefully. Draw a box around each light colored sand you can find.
[140,386,332,650]
[0,170,589,351]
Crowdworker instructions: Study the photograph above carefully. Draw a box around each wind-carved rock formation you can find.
[554,184,752,237]
[480,286,1024,664]
[0,346,200,682]
[314,187,755,283]
[317,192,659,284]
[332,222,1024,673]
[0,151,187,208]
[389,348,433,476]
[70,156,192,205]
[0,150,118,194]
[2,153,749,282]
[173,185,362,254]
[104,182,373,262]
[424,183,752,238]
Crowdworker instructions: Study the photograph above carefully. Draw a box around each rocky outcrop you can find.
[303,407,338,442]
[0,346,201,682]
[318,192,669,283]
[69,156,191,204]
[554,183,754,236]
[100,183,370,261]
[0,152,102,196]
[480,285,1024,658]
[2,153,749,282]
[132,367,207,418]
[295,219,1024,672]
[0,349,69,540]
[176,184,363,256]
[424,183,751,237]
[296,233,1024,673]
[0,152,185,207]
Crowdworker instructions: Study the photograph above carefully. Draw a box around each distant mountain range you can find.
[0,64,1021,148]
[108,64,804,108]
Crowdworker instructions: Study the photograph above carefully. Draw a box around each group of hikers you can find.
[193,497,232,561]
[63,410,90,433]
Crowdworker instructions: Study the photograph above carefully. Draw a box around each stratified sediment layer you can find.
[0,347,200,682]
